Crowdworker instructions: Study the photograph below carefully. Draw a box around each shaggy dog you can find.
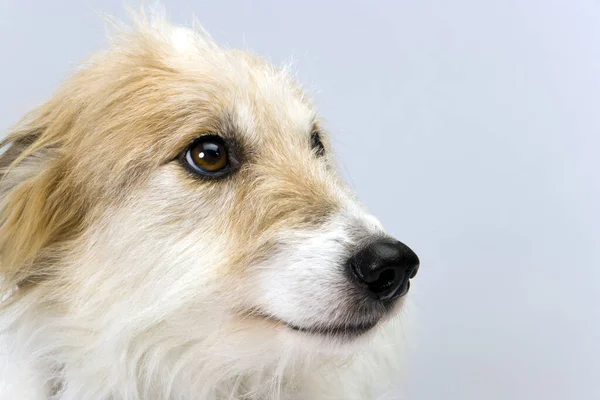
[0,12,419,400]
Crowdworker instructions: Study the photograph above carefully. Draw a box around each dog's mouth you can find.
[286,320,379,337]
[245,311,380,338]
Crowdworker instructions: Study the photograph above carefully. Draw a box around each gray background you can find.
[1,1,599,399]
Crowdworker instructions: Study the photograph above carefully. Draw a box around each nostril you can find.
[367,268,399,294]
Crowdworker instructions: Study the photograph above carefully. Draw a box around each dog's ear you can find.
[0,110,86,292]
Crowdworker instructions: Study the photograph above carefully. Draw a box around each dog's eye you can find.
[184,136,230,177]
[311,131,325,157]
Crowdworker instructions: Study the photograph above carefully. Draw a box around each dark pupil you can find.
[311,131,325,157]
[199,142,221,164]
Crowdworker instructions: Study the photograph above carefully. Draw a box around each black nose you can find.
[346,238,420,301]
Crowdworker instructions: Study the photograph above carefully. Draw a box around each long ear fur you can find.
[0,106,86,293]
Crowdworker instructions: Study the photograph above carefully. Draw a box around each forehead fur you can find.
[0,14,332,290]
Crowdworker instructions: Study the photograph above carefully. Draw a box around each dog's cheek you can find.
[63,169,236,314]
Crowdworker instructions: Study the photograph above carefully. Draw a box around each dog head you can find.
[0,17,418,360]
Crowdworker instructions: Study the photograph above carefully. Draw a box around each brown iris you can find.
[185,136,230,176]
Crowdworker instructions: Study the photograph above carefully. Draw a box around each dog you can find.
[0,11,419,400]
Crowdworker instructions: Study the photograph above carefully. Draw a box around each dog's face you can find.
[1,24,418,354]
